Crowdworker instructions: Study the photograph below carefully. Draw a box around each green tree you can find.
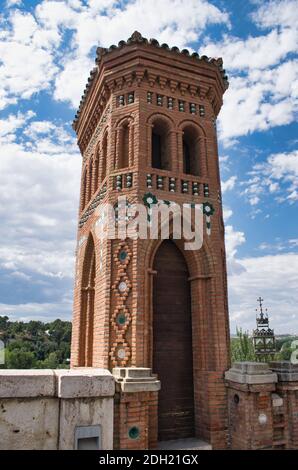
[5,349,36,369]
[0,316,9,331]
[0,316,72,369]
[40,352,59,368]
[231,327,257,362]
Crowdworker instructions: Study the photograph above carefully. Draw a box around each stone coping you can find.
[57,368,115,398]
[0,368,115,399]
[270,361,298,382]
[225,362,277,385]
[113,367,161,393]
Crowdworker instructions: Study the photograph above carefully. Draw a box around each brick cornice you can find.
[73,31,228,149]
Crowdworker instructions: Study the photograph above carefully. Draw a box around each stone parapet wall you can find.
[0,368,114,450]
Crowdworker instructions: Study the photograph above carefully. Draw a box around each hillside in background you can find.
[1,315,297,369]
[0,316,71,369]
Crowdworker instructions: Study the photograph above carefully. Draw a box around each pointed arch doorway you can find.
[153,240,195,441]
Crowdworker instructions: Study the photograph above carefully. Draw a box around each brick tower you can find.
[71,31,230,449]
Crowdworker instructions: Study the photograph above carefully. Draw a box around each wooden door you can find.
[153,240,195,441]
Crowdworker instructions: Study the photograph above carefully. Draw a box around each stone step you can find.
[157,438,212,450]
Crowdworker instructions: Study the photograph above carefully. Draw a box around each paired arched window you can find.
[151,118,171,170]
[182,125,200,176]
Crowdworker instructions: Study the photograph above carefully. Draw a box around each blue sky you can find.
[0,0,297,333]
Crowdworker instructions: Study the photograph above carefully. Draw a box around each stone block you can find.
[59,397,114,450]
[0,398,59,450]
[272,393,283,407]
[56,368,115,398]
[113,367,161,393]
[270,361,298,382]
[0,370,55,398]
[225,362,277,384]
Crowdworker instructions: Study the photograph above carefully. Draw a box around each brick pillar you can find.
[270,361,298,449]
[113,367,160,450]
[225,362,277,449]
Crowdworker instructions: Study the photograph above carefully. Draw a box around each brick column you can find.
[225,362,277,449]
[113,367,160,449]
[270,361,298,449]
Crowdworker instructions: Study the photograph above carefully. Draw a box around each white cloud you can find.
[244,149,298,204]
[223,207,233,222]
[0,110,35,138]
[0,300,73,322]
[0,0,230,110]
[53,54,94,108]
[222,175,237,193]
[6,0,22,7]
[204,28,297,72]
[252,0,298,29]
[225,225,246,260]
[0,112,81,284]
[216,59,298,144]
[202,0,298,145]
[40,0,230,107]
[0,10,59,109]
[228,253,298,334]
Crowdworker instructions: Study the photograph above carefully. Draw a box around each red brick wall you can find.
[71,38,230,448]
[113,390,158,450]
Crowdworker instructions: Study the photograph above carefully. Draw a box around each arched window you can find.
[182,126,200,176]
[151,118,171,170]
[79,235,95,367]
[119,123,130,169]
[101,131,108,181]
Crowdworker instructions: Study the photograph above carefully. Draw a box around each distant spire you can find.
[253,297,276,361]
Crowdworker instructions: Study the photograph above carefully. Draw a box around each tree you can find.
[5,349,36,369]
[231,327,257,362]
[0,316,72,369]
[40,352,59,369]
[0,316,9,331]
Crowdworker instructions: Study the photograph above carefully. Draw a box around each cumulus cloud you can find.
[202,0,298,145]
[243,149,298,204]
[213,59,298,144]
[222,175,237,193]
[252,0,298,29]
[6,0,22,7]
[0,110,81,320]
[0,10,60,109]
[228,253,298,334]
[225,225,245,260]
[223,207,233,222]
[0,0,230,110]
[0,300,73,322]
[0,110,35,138]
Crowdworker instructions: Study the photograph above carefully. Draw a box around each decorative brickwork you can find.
[71,31,230,449]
